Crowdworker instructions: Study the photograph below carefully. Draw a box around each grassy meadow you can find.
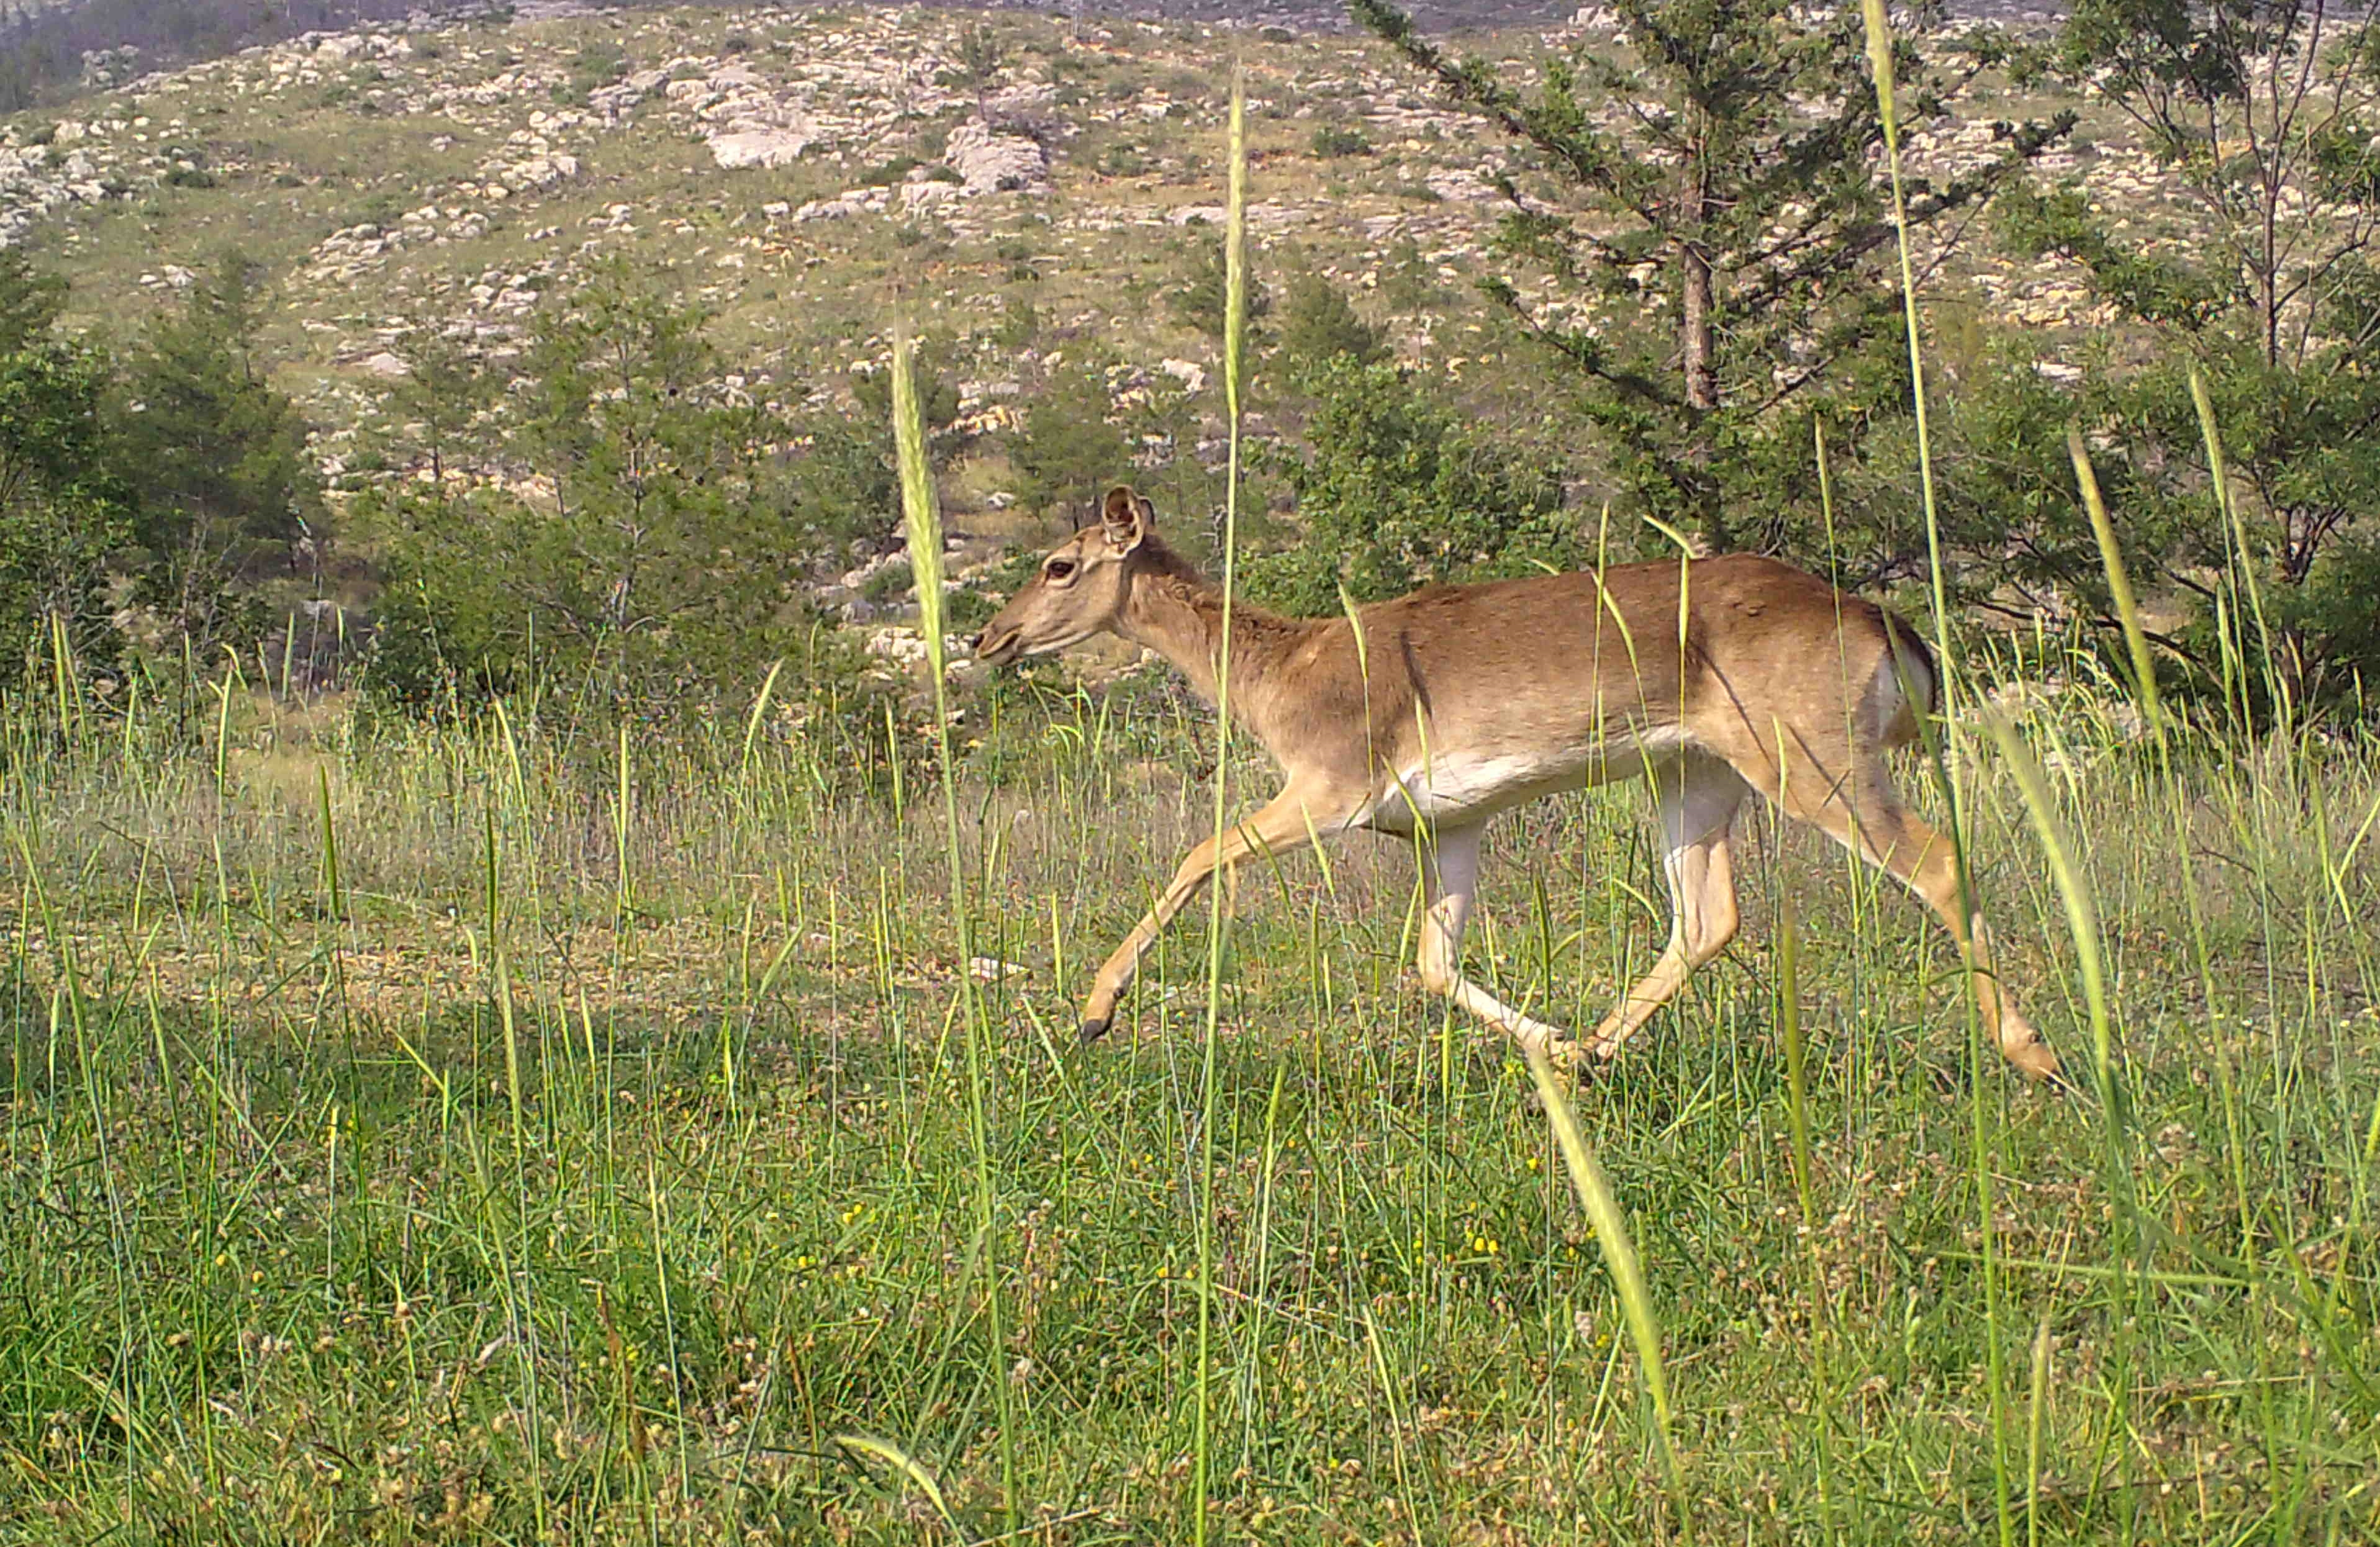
[1,641,2376,1543]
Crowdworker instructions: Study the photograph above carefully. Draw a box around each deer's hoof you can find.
[1078,1016,1112,1045]
[2011,1039,2066,1087]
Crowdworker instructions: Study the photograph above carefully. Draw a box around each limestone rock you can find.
[900,179,962,211]
[710,125,812,169]
[944,117,1046,194]
[1158,358,1206,393]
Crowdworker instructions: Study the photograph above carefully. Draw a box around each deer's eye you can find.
[1045,558,1076,581]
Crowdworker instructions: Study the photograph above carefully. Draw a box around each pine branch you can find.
[1351,0,1666,229]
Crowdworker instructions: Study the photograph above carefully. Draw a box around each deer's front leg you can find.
[1079,789,1341,1042]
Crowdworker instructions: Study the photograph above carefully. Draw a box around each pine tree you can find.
[0,259,133,669]
[1353,0,2071,549]
[114,251,322,654]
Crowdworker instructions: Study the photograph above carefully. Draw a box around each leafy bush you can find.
[1248,357,1575,615]
[1310,124,1372,158]
[0,339,137,672]
[1977,0,2380,711]
[365,263,825,713]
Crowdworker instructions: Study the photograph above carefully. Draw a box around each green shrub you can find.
[365,263,830,715]
[993,294,1039,347]
[0,340,137,672]
[1172,246,1270,344]
[1277,273,1385,368]
[1095,142,1148,178]
[1247,357,1574,615]
[1009,354,1132,523]
[861,557,912,606]
[1310,123,1372,158]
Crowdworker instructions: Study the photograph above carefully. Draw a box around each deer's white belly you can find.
[1362,729,1689,834]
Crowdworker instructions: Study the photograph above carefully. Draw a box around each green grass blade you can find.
[2065,425,2161,736]
[1524,1047,1691,1544]
[1192,68,1250,1547]
[892,322,1015,1532]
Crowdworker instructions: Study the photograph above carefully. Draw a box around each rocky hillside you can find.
[0,2,2192,611]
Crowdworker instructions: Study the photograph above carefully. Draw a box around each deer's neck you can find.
[1117,569,1308,730]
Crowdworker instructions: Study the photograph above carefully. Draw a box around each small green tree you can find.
[369,263,817,711]
[1249,357,1574,616]
[765,345,969,559]
[851,344,963,464]
[776,414,898,557]
[1174,245,1271,345]
[942,20,1007,112]
[1011,353,1134,525]
[1277,273,1387,369]
[385,322,499,485]
[114,253,322,657]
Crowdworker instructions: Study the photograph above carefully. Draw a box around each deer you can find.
[970,485,2062,1083]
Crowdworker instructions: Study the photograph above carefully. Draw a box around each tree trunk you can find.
[1678,153,1724,544]
[1681,243,1718,413]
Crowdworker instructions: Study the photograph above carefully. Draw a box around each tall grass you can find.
[1190,69,1249,1547]
[0,634,2374,1539]
[891,322,1015,1531]
[1863,6,2016,1541]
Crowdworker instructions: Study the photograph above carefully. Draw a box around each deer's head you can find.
[971,485,1158,667]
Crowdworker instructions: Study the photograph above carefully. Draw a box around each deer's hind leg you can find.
[1585,755,1749,1061]
[1794,786,2060,1083]
[1713,718,2062,1083]
[1413,821,1572,1058]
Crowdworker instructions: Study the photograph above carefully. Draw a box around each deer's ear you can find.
[1101,485,1152,554]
